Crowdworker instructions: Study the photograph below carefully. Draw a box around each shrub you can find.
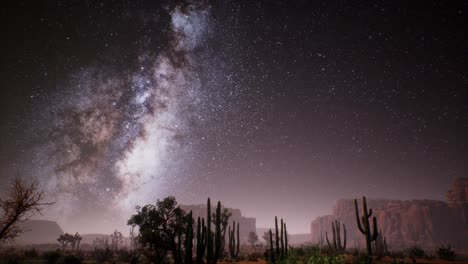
[62,254,82,264]
[23,248,39,258]
[436,245,455,261]
[408,246,425,258]
[92,247,113,263]
[116,249,134,262]
[42,250,61,264]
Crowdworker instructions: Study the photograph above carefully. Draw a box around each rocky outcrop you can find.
[14,220,64,245]
[180,204,256,243]
[446,178,468,205]
[311,178,468,250]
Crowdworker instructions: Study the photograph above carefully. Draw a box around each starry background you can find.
[0,1,467,233]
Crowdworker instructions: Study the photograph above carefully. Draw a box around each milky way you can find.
[21,3,218,231]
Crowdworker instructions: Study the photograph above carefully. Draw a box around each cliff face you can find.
[311,178,468,250]
[15,220,64,245]
[180,204,256,242]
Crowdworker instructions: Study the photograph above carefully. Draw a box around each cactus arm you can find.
[343,223,347,251]
[326,232,333,249]
[372,217,379,241]
[335,221,340,250]
[284,223,288,256]
[236,222,240,256]
[354,199,366,234]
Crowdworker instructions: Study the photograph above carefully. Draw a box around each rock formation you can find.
[311,178,468,250]
[14,220,64,245]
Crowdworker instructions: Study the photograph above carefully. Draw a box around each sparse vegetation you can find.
[436,245,456,261]
[0,195,462,264]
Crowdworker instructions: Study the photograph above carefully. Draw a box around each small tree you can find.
[248,231,259,246]
[0,177,53,244]
[128,196,188,264]
[58,233,74,250]
[70,232,82,250]
[110,230,123,251]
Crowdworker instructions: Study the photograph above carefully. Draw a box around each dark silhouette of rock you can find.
[15,220,64,245]
[311,178,468,250]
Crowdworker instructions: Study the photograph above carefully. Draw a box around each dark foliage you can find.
[436,245,456,261]
[42,250,61,264]
[407,246,425,258]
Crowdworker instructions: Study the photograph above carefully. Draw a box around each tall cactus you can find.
[214,201,222,263]
[207,198,212,264]
[196,217,206,264]
[280,218,284,259]
[284,222,288,257]
[269,229,275,263]
[354,196,379,255]
[275,217,280,257]
[228,221,240,259]
[326,220,346,253]
[185,211,194,264]
[372,229,388,257]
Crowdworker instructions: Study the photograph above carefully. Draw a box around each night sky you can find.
[1,1,467,234]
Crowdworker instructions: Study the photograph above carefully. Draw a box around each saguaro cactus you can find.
[214,201,222,263]
[228,221,240,259]
[354,196,379,255]
[196,217,206,264]
[326,220,346,253]
[185,211,194,264]
[280,218,284,258]
[269,229,275,263]
[284,222,288,257]
[372,229,388,257]
[275,217,280,257]
[207,198,212,264]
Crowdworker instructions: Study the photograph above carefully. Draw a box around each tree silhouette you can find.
[0,177,53,244]
[128,196,189,264]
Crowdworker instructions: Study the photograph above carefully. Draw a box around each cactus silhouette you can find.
[269,229,275,263]
[185,211,194,264]
[284,222,288,257]
[326,220,346,253]
[354,196,379,255]
[196,217,207,264]
[228,221,240,259]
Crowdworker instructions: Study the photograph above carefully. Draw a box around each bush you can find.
[42,250,61,264]
[23,248,39,258]
[116,249,134,262]
[0,254,22,264]
[436,245,455,261]
[408,246,425,258]
[62,254,82,264]
[91,247,113,263]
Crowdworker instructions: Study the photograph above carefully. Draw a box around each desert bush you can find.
[23,248,39,258]
[407,246,425,258]
[116,248,134,262]
[42,250,61,264]
[62,254,82,264]
[436,245,455,261]
[92,247,113,263]
[0,252,23,264]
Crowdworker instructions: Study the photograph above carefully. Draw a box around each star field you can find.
[0,1,467,233]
